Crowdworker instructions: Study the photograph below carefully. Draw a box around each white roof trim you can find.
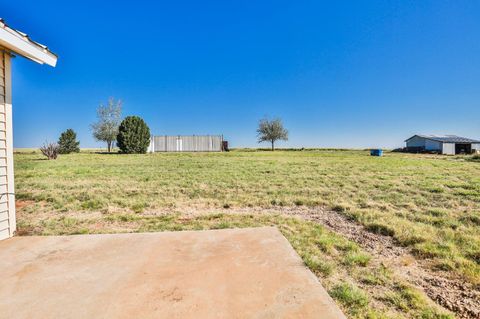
[0,19,57,67]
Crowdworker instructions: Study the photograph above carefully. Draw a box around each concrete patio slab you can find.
[0,227,345,319]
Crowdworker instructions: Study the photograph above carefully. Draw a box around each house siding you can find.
[0,49,15,240]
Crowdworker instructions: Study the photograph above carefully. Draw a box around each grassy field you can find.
[14,149,480,318]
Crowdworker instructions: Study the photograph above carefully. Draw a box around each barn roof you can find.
[406,135,480,143]
[0,18,57,67]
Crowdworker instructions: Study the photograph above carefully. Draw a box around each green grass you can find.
[329,283,369,315]
[14,149,480,317]
[14,149,480,285]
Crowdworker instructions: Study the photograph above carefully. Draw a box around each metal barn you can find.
[405,135,480,155]
[0,19,57,240]
[148,135,224,152]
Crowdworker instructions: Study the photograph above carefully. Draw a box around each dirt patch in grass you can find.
[277,207,479,319]
[15,199,34,210]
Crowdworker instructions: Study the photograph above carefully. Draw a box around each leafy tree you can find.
[116,116,151,154]
[257,117,288,151]
[58,129,80,154]
[91,98,122,152]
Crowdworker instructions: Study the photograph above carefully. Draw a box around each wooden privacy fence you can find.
[148,135,224,152]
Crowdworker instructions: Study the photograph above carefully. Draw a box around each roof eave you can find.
[405,134,480,144]
[0,26,57,67]
[404,135,419,142]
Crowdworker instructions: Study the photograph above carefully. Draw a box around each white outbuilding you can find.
[148,135,224,152]
[0,19,57,240]
[405,134,480,155]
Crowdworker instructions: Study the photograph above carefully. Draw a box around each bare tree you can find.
[40,142,59,160]
[257,117,288,151]
[91,98,122,152]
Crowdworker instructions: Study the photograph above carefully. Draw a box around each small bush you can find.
[58,129,80,154]
[40,142,59,160]
[116,116,151,154]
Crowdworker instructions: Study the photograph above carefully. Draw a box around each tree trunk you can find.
[271,140,275,151]
[107,141,112,153]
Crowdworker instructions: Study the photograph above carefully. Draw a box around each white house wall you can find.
[0,50,14,240]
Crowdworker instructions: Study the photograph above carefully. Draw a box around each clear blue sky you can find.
[3,1,480,149]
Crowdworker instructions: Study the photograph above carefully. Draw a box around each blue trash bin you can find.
[370,149,383,156]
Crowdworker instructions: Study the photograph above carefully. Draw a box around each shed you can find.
[405,135,480,155]
[0,19,57,240]
[148,135,224,152]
